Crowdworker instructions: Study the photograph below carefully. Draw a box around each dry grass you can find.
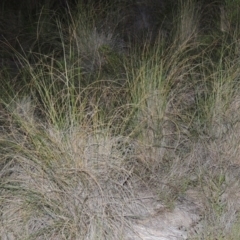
[1,0,240,239]
[0,96,142,239]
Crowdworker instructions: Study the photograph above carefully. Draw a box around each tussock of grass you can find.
[0,97,142,239]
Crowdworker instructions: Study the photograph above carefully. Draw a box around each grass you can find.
[1,0,240,239]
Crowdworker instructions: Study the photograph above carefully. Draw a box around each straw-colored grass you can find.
[1,0,240,239]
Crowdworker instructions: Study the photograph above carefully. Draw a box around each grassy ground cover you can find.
[1,0,240,239]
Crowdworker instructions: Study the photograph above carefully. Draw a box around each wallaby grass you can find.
[1,0,240,239]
